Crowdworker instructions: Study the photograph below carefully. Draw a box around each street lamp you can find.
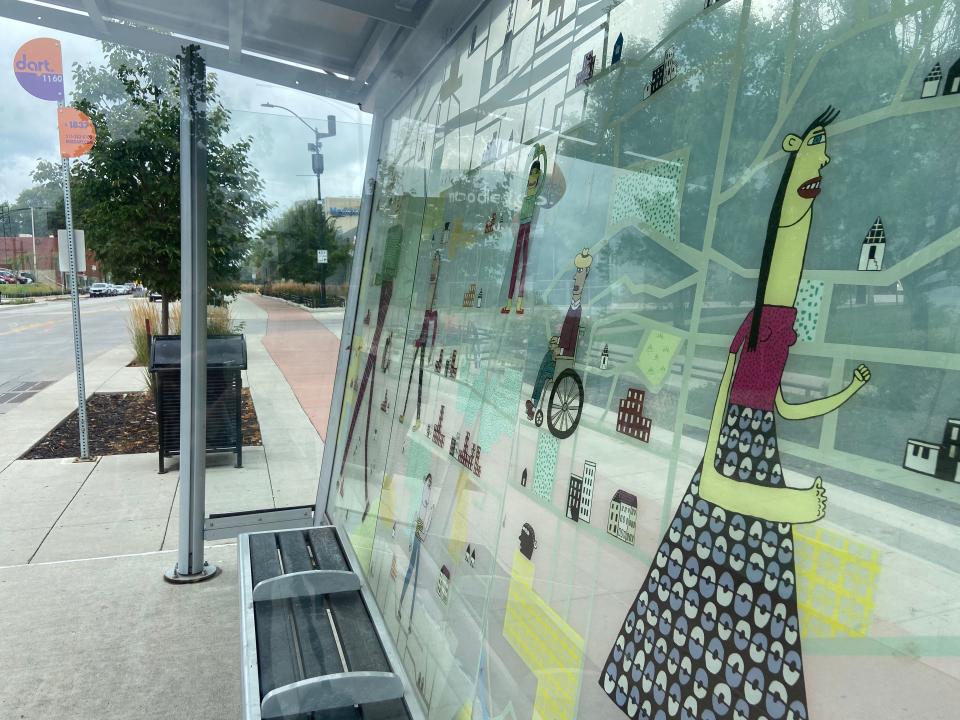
[260,102,336,208]
[261,102,337,304]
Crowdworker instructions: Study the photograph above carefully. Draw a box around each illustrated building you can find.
[617,387,652,442]
[858,217,886,271]
[921,62,943,98]
[437,565,451,603]
[581,461,596,523]
[643,48,677,99]
[464,544,477,567]
[521,467,528,487]
[431,405,446,448]
[463,284,477,307]
[904,439,943,477]
[566,474,583,521]
[600,343,609,370]
[611,33,623,65]
[566,460,596,524]
[575,51,596,87]
[945,56,960,96]
[903,418,960,482]
[607,490,638,545]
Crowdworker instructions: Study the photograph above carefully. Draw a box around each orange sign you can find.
[58,107,96,158]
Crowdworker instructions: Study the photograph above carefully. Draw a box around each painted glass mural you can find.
[329,1,960,718]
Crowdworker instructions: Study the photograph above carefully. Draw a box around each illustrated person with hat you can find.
[501,143,548,315]
[558,248,593,358]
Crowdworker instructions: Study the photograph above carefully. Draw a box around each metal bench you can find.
[239,526,417,720]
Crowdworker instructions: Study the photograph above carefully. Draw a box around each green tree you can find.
[54,43,268,332]
[268,199,349,303]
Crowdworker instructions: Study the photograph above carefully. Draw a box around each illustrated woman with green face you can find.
[601,108,873,720]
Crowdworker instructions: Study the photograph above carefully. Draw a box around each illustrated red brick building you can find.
[617,387,651,442]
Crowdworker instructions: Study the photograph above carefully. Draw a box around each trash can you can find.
[149,334,248,474]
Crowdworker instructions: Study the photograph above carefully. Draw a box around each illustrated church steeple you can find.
[858,217,886,271]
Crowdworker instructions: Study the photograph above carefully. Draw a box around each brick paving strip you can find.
[246,294,340,440]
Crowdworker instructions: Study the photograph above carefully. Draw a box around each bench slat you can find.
[248,533,302,709]
[308,528,411,720]
[276,531,361,720]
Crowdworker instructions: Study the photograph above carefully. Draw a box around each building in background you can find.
[0,235,104,285]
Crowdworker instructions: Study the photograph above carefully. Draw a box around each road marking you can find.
[0,320,57,336]
[0,303,128,336]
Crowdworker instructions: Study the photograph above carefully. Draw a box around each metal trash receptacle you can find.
[148,334,248,474]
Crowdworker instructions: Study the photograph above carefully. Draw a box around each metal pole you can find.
[29,207,37,278]
[316,145,325,304]
[58,106,91,461]
[166,44,218,584]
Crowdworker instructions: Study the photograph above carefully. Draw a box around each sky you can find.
[0,16,372,221]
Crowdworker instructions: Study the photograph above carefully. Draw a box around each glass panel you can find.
[329,0,960,718]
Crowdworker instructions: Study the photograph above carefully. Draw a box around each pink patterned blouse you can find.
[728,306,798,411]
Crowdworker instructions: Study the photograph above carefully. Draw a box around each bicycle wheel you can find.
[547,369,583,439]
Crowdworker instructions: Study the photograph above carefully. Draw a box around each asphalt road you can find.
[0,296,133,411]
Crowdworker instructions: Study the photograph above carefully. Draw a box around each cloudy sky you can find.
[0,16,372,222]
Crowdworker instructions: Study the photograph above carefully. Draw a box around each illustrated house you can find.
[617,387,652,442]
[575,51,596,87]
[607,490,638,545]
[858,217,886,271]
[904,439,942,477]
[611,33,624,65]
[944,56,960,96]
[437,565,451,603]
[644,48,678,99]
[903,418,960,482]
[922,62,943,98]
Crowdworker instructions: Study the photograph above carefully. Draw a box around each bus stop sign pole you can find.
[14,38,93,460]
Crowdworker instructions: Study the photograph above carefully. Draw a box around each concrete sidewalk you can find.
[0,546,240,720]
[0,294,345,719]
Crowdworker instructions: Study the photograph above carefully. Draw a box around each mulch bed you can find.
[22,389,263,460]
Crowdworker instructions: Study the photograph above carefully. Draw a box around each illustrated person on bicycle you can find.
[523,248,594,437]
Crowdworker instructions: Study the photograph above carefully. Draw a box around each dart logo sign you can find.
[13,38,64,102]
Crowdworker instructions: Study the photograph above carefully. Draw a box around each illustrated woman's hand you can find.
[794,477,827,524]
[851,363,871,389]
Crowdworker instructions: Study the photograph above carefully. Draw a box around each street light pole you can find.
[261,102,336,302]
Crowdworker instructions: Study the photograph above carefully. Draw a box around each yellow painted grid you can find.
[794,526,881,638]
[503,551,585,720]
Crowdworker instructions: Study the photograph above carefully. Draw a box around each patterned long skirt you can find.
[600,403,809,720]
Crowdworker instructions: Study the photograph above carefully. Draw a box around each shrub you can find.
[260,280,347,308]
[128,300,241,375]
[0,283,63,298]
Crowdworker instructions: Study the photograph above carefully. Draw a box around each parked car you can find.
[0,269,20,284]
[89,282,110,297]
[149,291,162,302]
